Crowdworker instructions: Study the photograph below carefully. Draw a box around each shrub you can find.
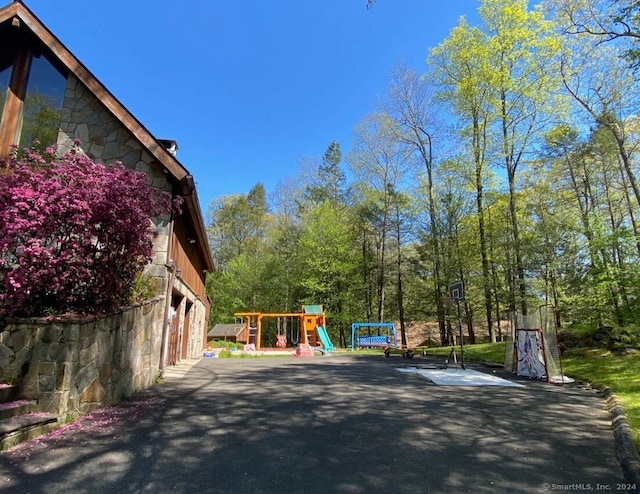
[129,273,162,305]
[207,340,243,349]
[0,143,179,317]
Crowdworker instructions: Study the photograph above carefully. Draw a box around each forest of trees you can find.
[206,0,640,347]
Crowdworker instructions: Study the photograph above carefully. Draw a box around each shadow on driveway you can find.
[0,355,629,493]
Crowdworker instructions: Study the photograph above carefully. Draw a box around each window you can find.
[0,48,66,157]
[18,54,66,150]
[0,44,15,136]
[0,60,11,119]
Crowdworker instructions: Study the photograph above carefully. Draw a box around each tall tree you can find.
[305,141,346,205]
[207,183,269,269]
[558,29,640,214]
[429,16,498,339]
[480,0,561,315]
[349,112,416,325]
[384,63,447,344]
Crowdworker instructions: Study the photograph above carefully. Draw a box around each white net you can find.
[507,305,569,384]
[540,305,569,384]
[503,328,515,373]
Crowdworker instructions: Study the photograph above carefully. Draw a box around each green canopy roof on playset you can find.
[303,305,323,315]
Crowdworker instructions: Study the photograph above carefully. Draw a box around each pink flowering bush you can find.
[0,144,179,317]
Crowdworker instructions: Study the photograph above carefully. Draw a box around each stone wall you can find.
[0,297,165,418]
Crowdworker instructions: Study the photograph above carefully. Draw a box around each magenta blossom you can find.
[0,147,178,317]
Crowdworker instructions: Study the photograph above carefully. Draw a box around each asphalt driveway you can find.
[0,354,632,493]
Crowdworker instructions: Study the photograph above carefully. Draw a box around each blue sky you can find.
[25,0,482,213]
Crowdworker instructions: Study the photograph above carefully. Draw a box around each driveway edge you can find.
[601,386,640,485]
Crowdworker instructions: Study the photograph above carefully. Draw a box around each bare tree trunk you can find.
[507,167,527,316]
[395,203,408,347]
[473,115,494,341]
[377,202,389,323]
[361,224,373,322]
[487,202,502,342]
[619,166,640,257]
[500,86,528,317]
[453,221,475,344]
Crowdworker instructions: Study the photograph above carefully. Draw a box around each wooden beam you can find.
[0,49,30,159]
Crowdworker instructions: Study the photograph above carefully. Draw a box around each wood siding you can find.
[171,219,208,304]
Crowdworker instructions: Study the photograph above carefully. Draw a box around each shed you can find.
[208,324,247,342]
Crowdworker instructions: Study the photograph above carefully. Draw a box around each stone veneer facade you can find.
[54,73,209,361]
[0,73,210,417]
[0,297,165,417]
[56,74,173,290]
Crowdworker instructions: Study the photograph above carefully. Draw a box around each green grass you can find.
[561,349,640,447]
[218,351,291,359]
[420,341,507,364]
[207,340,244,349]
[424,342,640,448]
[344,348,387,355]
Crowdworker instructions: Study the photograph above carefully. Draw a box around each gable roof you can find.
[0,0,214,272]
[208,323,246,339]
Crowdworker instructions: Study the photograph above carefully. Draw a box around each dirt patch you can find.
[400,320,510,347]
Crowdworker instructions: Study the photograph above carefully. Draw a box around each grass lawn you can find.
[562,349,640,447]
[422,342,640,448]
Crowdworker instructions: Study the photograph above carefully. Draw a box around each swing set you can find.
[275,316,301,348]
[234,305,334,351]
[350,322,414,358]
[350,322,398,349]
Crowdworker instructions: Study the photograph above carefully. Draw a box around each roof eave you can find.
[1,1,215,273]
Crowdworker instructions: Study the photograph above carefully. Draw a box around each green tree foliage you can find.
[553,0,640,67]
[19,92,61,152]
[305,141,346,205]
[204,0,640,346]
[207,183,269,270]
[296,201,357,307]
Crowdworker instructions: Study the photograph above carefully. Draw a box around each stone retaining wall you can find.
[0,297,165,418]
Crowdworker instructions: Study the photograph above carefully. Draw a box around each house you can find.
[0,1,215,372]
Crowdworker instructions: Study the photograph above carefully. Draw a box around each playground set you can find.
[234,304,334,356]
[349,322,414,358]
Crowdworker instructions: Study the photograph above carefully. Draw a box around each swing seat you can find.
[276,334,287,348]
[357,335,390,347]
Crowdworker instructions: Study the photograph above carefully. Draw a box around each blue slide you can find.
[315,326,335,352]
